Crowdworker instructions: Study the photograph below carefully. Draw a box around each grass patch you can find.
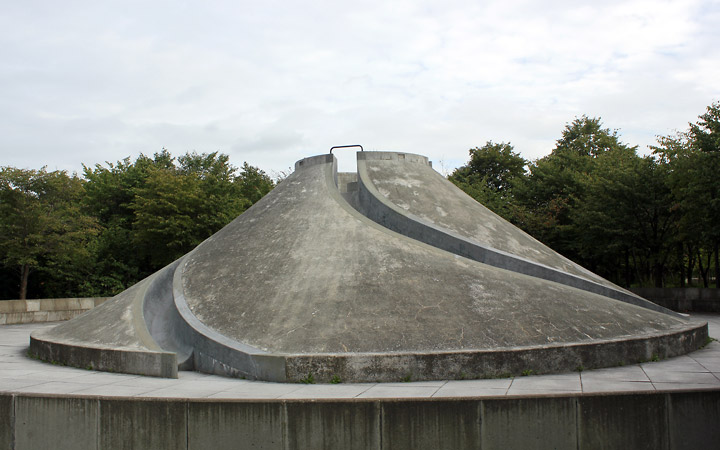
[300,373,315,384]
[638,353,662,364]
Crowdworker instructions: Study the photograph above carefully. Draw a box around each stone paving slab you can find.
[278,384,375,399]
[356,385,442,398]
[650,382,720,391]
[434,378,513,398]
[1,314,719,399]
[644,370,720,385]
[642,355,710,371]
[72,384,157,397]
[433,387,509,398]
[506,373,583,395]
[579,365,650,382]
[210,381,307,399]
[580,380,656,393]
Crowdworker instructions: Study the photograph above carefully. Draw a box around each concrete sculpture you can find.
[30,151,708,382]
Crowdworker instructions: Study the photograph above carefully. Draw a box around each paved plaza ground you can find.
[2,314,718,400]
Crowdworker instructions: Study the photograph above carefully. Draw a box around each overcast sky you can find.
[2,0,719,176]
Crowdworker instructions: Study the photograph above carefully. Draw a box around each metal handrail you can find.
[330,145,364,154]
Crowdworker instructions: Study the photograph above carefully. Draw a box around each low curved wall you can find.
[632,288,720,312]
[0,297,109,325]
[27,337,177,378]
[283,322,708,382]
[27,272,179,379]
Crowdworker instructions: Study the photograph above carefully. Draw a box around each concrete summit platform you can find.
[29,151,707,383]
[1,316,719,449]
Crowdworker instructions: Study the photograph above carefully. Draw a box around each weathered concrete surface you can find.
[0,395,10,450]
[180,153,704,380]
[286,401,380,450]
[357,152,608,282]
[282,324,707,382]
[99,398,187,450]
[29,272,177,378]
[667,390,720,450]
[356,151,670,315]
[142,260,195,369]
[3,392,720,449]
[578,393,669,449]
[381,400,481,450]
[30,151,708,382]
[14,396,98,450]
[188,402,284,450]
[2,315,718,448]
[482,397,577,449]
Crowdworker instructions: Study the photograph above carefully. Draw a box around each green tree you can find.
[130,152,261,268]
[237,162,274,205]
[654,102,720,287]
[0,149,275,299]
[651,132,698,286]
[448,142,526,221]
[515,116,638,275]
[690,101,720,154]
[84,150,275,281]
[179,152,250,234]
[574,150,677,286]
[689,102,720,287]
[0,167,97,299]
[130,167,206,267]
[82,150,178,290]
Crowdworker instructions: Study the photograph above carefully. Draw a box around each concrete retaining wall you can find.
[283,322,708,382]
[28,336,178,378]
[632,288,720,313]
[0,297,109,325]
[1,391,718,450]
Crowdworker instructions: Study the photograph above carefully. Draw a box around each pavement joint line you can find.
[428,384,443,397]
[639,364,657,391]
[352,385,373,398]
[504,378,515,395]
[691,353,720,381]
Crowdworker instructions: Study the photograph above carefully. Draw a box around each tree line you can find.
[449,102,720,289]
[0,150,274,300]
[2,102,718,299]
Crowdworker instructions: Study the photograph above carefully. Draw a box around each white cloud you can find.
[0,0,718,175]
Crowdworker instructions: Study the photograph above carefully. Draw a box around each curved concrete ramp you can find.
[29,270,177,378]
[356,151,667,314]
[31,152,707,382]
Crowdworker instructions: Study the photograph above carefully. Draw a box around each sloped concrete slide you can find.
[355,151,667,313]
[30,152,707,382]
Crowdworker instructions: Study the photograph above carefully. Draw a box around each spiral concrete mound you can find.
[30,151,708,382]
